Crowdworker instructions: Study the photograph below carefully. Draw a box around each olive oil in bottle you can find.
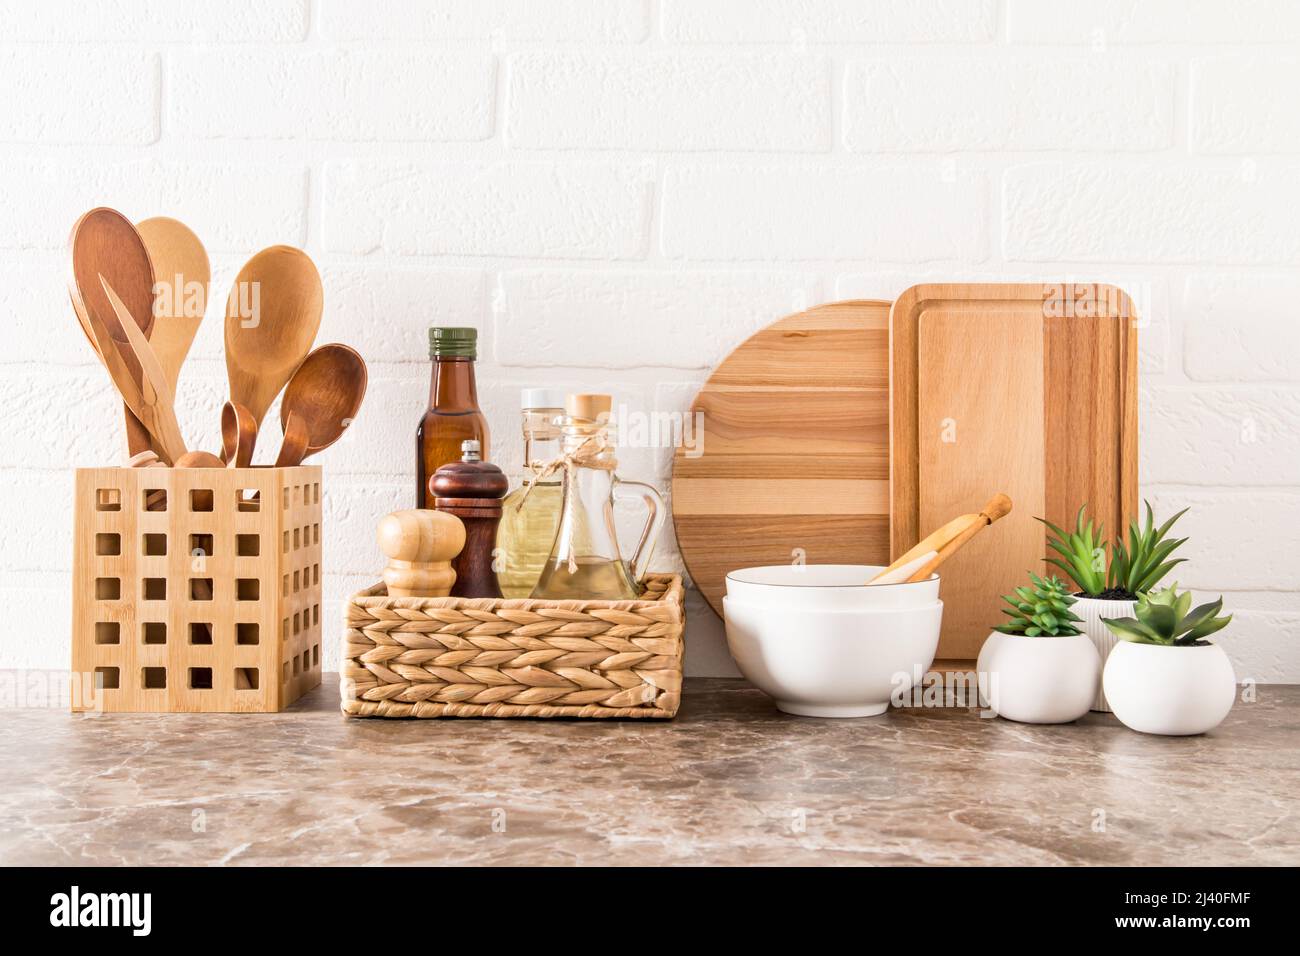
[495,389,564,598]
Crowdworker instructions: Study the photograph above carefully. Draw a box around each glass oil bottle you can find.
[496,389,565,599]
[531,394,666,601]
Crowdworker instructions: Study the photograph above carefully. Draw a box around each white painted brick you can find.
[1003,163,1300,264]
[0,161,307,252]
[1183,274,1300,382]
[1191,57,1300,154]
[494,270,818,369]
[663,0,995,43]
[844,59,1173,152]
[319,0,648,42]
[0,263,99,366]
[0,0,308,42]
[0,472,74,572]
[663,164,987,261]
[1007,0,1300,44]
[0,50,157,145]
[1145,490,1300,591]
[323,162,650,259]
[1218,611,1300,683]
[0,369,126,471]
[1142,387,1300,486]
[0,574,70,670]
[507,53,829,151]
[319,267,488,364]
[171,51,495,143]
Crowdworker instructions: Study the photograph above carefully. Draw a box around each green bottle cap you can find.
[428,327,477,359]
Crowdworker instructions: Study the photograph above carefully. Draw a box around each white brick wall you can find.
[2,0,1298,682]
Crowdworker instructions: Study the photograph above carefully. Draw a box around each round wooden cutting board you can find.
[671,300,891,617]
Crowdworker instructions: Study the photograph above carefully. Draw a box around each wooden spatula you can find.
[98,275,188,464]
[869,494,1012,585]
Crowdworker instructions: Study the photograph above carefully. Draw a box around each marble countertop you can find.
[2,675,1295,866]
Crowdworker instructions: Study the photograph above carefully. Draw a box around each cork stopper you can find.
[566,393,612,423]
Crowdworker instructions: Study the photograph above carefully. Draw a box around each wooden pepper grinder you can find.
[377,509,466,598]
[430,439,508,598]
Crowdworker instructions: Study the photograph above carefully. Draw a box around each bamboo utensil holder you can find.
[341,574,685,719]
[71,465,323,712]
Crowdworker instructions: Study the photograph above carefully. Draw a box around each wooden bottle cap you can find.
[377,509,465,597]
[567,393,612,423]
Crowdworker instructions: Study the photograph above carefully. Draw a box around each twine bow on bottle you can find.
[515,433,617,574]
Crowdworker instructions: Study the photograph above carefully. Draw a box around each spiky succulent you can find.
[1102,583,1231,647]
[1039,500,1188,599]
[1109,501,1189,596]
[995,573,1084,637]
[1040,504,1109,596]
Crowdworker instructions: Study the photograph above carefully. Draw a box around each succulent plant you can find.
[1109,501,1189,596]
[995,573,1084,637]
[1040,504,1109,596]
[1102,583,1231,647]
[1040,500,1188,599]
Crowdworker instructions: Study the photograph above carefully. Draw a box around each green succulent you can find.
[1040,504,1109,596]
[995,573,1084,637]
[1109,501,1189,596]
[1102,583,1232,647]
[1039,500,1188,599]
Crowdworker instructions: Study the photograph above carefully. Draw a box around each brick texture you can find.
[1,3,1297,679]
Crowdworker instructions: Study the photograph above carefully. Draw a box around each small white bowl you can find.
[723,595,943,718]
[725,564,939,610]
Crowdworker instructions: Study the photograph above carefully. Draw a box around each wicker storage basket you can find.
[341,574,684,718]
[71,465,323,713]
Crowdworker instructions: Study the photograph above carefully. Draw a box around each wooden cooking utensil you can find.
[274,411,310,468]
[136,216,210,394]
[68,207,157,457]
[224,245,323,442]
[890,283,1138,659]
[98,276,188,464]
[671,300,891,616]
[277,343,367,459]
[869,494,1012,585]
[220,401,257,467]
[175,450,225,468]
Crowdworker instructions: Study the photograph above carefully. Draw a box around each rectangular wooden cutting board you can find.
[890,284,1139,660]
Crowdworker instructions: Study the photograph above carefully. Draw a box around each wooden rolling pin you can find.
[869,494,1012,585]
[377,509,466,598]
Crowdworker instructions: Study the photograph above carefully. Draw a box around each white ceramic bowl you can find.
[723,595,943,718]
[725,564,939,610]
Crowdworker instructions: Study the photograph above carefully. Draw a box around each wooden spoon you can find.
[175,450,225,469]
[220,401,257,468]
[68,207,157,457]
[274,411,310,468]
[224,245,323,446]
[136,217,209,394]
[869,494,1013,585]
[277,344,368,462]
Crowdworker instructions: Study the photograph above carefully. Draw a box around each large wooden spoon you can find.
[223,245,323,446]
[68,207,157,457]
[136,217,209,394]
[275,344,368,466]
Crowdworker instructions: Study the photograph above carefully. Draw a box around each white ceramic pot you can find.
[1103,640,1236,736]
[976,631,1100,724]
[1072,595,1137,712]
[725,564,939,610]
[722,567,943,718]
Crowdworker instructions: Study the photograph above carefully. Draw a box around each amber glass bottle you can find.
[416,327,489,508]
